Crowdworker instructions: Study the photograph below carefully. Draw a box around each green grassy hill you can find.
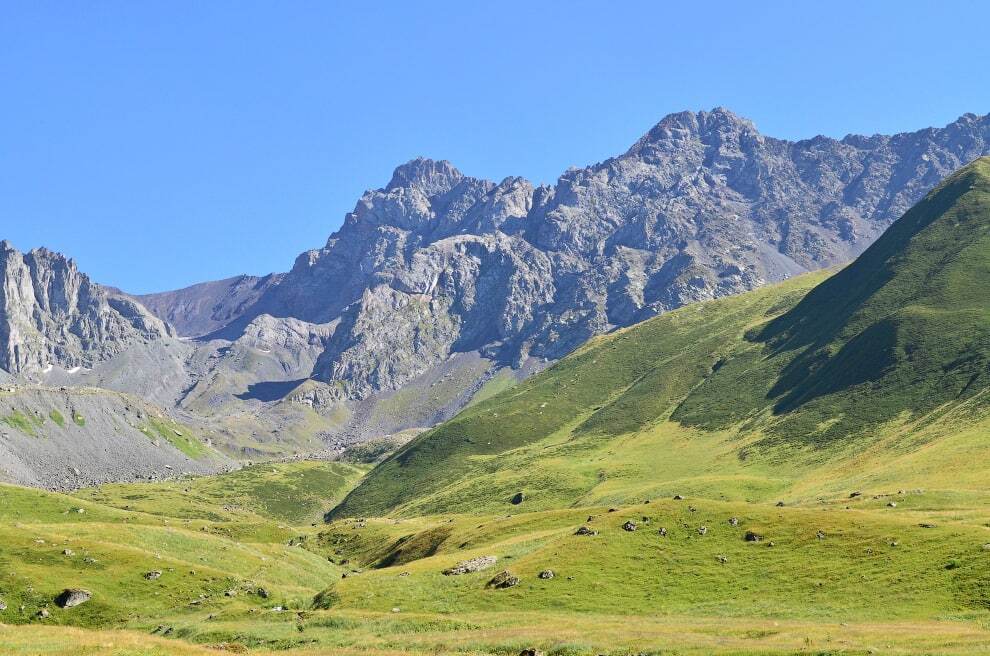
[333,158,990,519]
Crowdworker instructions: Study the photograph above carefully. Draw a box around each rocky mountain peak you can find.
[386,157,466,196]
[628,107,759,155]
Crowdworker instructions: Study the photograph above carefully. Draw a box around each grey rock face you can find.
[210,109,990,399]
[137,274,283,338]
[0,242,171,375]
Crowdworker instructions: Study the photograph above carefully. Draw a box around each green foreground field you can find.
[1,456,990,655]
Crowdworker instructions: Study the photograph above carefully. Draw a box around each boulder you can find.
[144,570,162,580]
[574,526,598,536]
[538,569,555,580]
[744,530,763,542]
[54,588,91,609]
[658,527,667,537]
[622,521,637,532]
[487,570,520,589]
[697,526,708,536]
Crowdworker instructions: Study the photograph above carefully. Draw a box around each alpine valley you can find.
[4,111,990,656]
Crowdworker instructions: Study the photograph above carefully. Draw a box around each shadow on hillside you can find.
[236,379,307,402]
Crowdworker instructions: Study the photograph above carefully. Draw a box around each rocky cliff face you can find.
[199,109,990,399]
[0,241,171,375]
[137,274,284,338]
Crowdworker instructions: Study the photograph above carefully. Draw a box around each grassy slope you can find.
[0,476,341,638]
[333,158,990,519]
[74,460,368,524]
[2,481,990,655]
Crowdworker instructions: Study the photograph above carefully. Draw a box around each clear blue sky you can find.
[3,1,989,293]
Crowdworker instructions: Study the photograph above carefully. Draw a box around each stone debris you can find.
[443,555,497,575]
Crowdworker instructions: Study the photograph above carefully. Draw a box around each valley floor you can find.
[1,459,989,655]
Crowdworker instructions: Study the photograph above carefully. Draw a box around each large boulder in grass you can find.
[487,570,520,589]
[54,588,92,608]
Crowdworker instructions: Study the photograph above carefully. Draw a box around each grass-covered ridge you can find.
[333,158,990,519]
[676,156,990,443]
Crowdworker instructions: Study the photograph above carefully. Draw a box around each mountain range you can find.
[2,108,990,486]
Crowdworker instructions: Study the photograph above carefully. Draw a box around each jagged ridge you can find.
[153,109,990,401]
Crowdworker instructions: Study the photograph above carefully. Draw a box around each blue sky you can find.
[2,1,989,293]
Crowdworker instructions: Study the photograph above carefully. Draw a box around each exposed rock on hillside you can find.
[137,274,283,338]
[0,242,171,375]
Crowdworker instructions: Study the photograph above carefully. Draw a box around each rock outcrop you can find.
[0,242,171,375]
[137,274,283,338]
